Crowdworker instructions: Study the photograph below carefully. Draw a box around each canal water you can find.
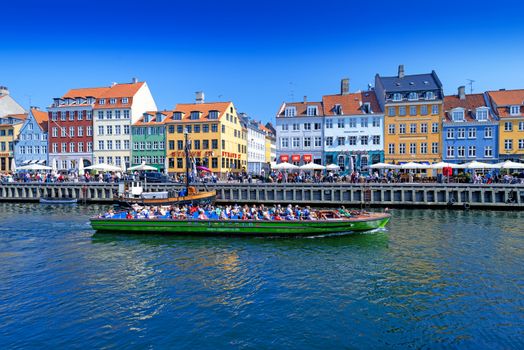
[0,203,522,349]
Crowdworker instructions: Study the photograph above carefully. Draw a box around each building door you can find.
[338,155,345,172]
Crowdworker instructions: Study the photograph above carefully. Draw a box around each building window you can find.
[408,92,418,101]
[484,146,493,157]
[335,136,344,146]
[452,110,465,121]
[78,142,84,152]
[484,127,492,138]
[388,124,395,134]
[432,105,439,115]
[292,123,300,131]
[87,111,92,120]
[399,124,406,134]
[281,138,289,148]
[87,142,92,152]
[304,137,311,147]
[425,91,434,100]
[447,128,455,139]
[393,93,402,101]
[325,119,332,129]
[468,128,476,139]
[432,142,439,154]
[504,139,513,150]
[476,109,488,121]
[99,99,106,105]
[69,126,75,137]
[106,110,113,119]
[306,106,317,116]
[70,142,75,153]
[447,146,454,158]
[372,117,380,127]
[98,140,104,150]
[52,127,58,137]
[399,143,406,154]
[372,135,380,145]
[61,127,66,137]
[457,146,465,158]
[388,107,395,116]
[504,122,513,131]
[420,142,427,154]
[348,136,357,145]
[303,123,311,131]
[109,98,116,104]
[124,125,130,134]
[518,139,524,150]
[420,123,428,133]
[284,107,296,117]
[510,105,520,115]
[52,143,58,153]
[61,142,67,153]
[432,123,439,133]
[87,126,92,136]
[98,126,104,135]
[325,137,333,146]
[361,118,368,127]
[410,143,416,154]
[468,146,476,157]
[420,105,428,115]
[123,110,130,119]
[409,106,417,116]
[388,143,395,154]
[292,137,300,148]
[337,119,345,128]
[314,137,322,147]
[314,122,321,130]
[52,112,57,121]
[399,106,406,116]
[69,111,75,121]
[122,98,128,104]
[97,111,104,120]
[410,123,417,133]
[457,128,465,139]
[348,118,356,128]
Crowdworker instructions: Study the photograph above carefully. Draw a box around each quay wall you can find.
[0,182,523,209]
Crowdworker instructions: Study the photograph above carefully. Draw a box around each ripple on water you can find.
[0,204,523,349]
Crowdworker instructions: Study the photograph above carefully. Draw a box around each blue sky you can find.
[2,0,524,122]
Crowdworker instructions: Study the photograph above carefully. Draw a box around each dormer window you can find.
[425,91,434,100]
[452,108,465,122]
[209,110,219,119]
[284,107,296,117]
[334,104,342,115]
[76,98,82,104]
[363,102,372,114]
[122,97,129,104]
[190,111,200,120]
[99,99,106,105]
[156,113,165,122]
[109,98,117,104]
[87,97,95,104]
[307,106,317,116]
[392,93,402,101]
[510,105,520,115]
[408,92,418,101]
[173,112,182,120]
[143,114,151,123]
[476,108,488,121]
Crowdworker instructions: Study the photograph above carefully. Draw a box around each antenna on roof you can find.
[289,82,294,102]
[467,79,475,94]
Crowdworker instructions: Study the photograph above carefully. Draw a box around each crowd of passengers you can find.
[99,204,359,221]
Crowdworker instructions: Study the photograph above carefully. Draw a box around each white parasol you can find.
[428,162,461,169]
[369,162,400,169]
[84,163,122,172]
[10,158,17,173]
[78,157,85,176]
[399,162,429,170]
[272,162,299,170]
[18,163,53,171]
[325,163,340,170]
[128,162,158,171]
[494,160,524,170]
[300,162,325,170]
[456,161,499,169]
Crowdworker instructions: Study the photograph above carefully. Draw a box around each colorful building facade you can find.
[0,113,26,172]
[442,87,499,164]
[14,107,49,167]
[322,80,384,173]
[487,89,524,161]
[375,65,444,164]
[165,98,247,176]
[131,111,168,171]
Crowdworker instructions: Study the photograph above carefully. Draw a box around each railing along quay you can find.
[0,182,523,209]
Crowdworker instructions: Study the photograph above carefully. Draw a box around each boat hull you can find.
[40,198,78,204]
[90,213,390,237]
[115,191,216,208]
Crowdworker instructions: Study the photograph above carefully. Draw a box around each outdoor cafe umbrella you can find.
[84,163,122,172]
[272,162,299,170]
[399,162,429,170]
[18,163,53,171]
[52,158,58,173]
[495,160,524,170]
[78,157,85,176]
[325,163,340,170]
[11,158,17,173]
[120,161,127,173]
[196,165,212,172]
[370,162,400,169]
[300,162,325,170]
[456,161,499,169]
[127,162,158,171]
[428,161,461,169]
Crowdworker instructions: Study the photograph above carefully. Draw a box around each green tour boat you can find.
[90,211,391,237]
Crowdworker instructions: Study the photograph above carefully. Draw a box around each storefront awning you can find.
[303,154,312,162]
[280,155,289,162]
[291,155,300,162]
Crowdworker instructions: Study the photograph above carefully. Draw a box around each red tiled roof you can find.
[59,82,145,109]
[31,108,49,132]
[322,91,382,116]
[487,89,524,118]
[277,102,324,117]
[133,110,172,126]
[443,94,493,122]
[168,102,233,122]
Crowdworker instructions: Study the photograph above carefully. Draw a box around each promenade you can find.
[1,182,523,209]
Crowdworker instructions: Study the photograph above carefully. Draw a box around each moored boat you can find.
[40,197,78,204]
[90,211,391,237]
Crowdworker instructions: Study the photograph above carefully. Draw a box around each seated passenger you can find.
[198,209,208,220]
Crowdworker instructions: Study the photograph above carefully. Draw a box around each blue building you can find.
[14,107,49,166]
[442,87,499,164]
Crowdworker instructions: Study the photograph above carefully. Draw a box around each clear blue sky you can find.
[2,0,524,122]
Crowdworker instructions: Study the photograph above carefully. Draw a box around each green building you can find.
[131,111,169,171]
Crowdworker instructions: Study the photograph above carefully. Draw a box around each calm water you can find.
[0,204,523,349]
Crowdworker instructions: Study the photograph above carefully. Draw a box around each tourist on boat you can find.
[198,209,208,220]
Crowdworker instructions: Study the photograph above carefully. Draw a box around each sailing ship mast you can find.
[184,128,190,194]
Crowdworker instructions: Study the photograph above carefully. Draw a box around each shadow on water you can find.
[91,229,390,250]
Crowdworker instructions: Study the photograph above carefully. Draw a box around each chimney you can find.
[0,86,9,96]
[303,96,307,103]
[458,86,466,100]
[131,77,138,84]
[111,82,117,87]
[195,91,205,104]
[398,64,405,79]
[341,78,350,95]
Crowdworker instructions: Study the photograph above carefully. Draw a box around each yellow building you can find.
[165,99,247,177]
[487,89,524,161]
[0,113,26,172]
[375,65,444,164]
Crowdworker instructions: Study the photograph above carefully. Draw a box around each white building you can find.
[276,98,324,165]
[0,86,26,117]
[241,114,267,175]
[322,80,384,173]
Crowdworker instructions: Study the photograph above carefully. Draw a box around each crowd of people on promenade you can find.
[99,203,361,221]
